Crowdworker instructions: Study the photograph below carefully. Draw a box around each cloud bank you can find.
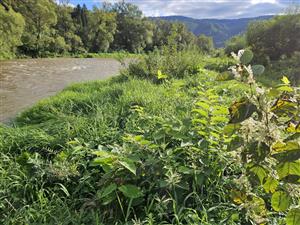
[74,0,298,19]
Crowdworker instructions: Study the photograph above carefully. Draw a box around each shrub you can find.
[126,48,203,80]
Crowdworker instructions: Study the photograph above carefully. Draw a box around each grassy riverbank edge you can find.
[0,52,140,61]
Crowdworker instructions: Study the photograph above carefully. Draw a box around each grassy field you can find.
[0,50,299,224]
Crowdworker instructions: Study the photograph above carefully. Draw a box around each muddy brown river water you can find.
[0,58,123,122]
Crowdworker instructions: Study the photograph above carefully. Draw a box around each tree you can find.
[71,4,89,49]
[151,20,172,49]
[0,4,25,59]
[246,14,300,61]
[88,7,117,53]
[224,35,246,56]
[55,4,84,53]
[106,1,154,53]
[12,0,57,56]
[164,22,196,51]
[197,34,214,53]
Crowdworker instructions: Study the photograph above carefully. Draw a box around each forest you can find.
[0,0,212,58]
[0,0,300,225]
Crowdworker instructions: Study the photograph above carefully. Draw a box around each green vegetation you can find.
[0,0,213,60]
[225,13,300,85]
[1,46,299,224]
[0,3,24,59]
[1,1,300,224]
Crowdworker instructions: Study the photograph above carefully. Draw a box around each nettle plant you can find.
[221,49,300,224]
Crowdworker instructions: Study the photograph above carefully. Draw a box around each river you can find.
[0,58,123,123]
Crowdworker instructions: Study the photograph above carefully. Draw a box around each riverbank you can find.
[0,52,139,61]
[0,50,249,224]
[1,50,299,224]
[0,58,126,123]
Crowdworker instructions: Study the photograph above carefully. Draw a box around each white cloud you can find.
[86,0,296,19]
[251,0,278,4]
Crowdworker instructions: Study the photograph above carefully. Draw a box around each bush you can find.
[126,49,204,80]
[202,56,235,72]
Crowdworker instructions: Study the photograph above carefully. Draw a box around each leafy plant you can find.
[222,49,300,224]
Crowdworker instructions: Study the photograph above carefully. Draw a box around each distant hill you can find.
[150,15,273,47]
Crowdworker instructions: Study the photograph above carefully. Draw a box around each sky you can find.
[67,0,300,19]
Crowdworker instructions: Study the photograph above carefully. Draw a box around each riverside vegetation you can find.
[1,1,300,225]
[0,46,300,224]
[0,0,213,59]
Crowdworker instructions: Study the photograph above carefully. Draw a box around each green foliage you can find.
[286,208,300,225]
[1,41,298,224]
[224,35,246,56]
[246,14,300,61]
[104,1,154,53]
[0,52,250,224]
[15,0,57,57]
[0,4,25,59]
[89,8,117,53]
[196,34,214,53]
[126,49,202,80]
[221,49,300,224]
[55,4,85,54]
[0,1,203,59]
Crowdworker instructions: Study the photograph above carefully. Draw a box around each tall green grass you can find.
[1,53,251,224]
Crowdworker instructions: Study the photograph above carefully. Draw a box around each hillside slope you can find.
[151,15,273,47]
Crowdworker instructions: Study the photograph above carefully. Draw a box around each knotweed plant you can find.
[220,49,300,224]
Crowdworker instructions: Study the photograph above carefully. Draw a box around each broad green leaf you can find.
[282,76,290,85]
[271,98,297,116]
[272,141,300,162]
[271,191,291,212]
[277,160,300,179]
[98,183,117,199]
[249,196,267,217]
[286,122,300,133]
[249,141,270,161]
[223,124,241,136]
[277,85,294,92]
[229,97,257,124]
[119,158,137,175]
[268,88,281,98]
[118,184,143,199]
[272,141,299,154]
[286,208,300,225]
[240,49,253,65]
[263,177,279,193]
[250,166,267,184]
[101,193,116,205]
[92,150,115,158]
[91,157,115,167]
[252,65,265,76]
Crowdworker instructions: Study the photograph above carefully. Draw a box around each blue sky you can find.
[67,0,299,19]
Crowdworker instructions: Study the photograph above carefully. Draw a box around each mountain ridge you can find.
[150,15,273,47]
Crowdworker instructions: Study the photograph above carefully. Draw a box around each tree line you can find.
[0,0,214,59]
